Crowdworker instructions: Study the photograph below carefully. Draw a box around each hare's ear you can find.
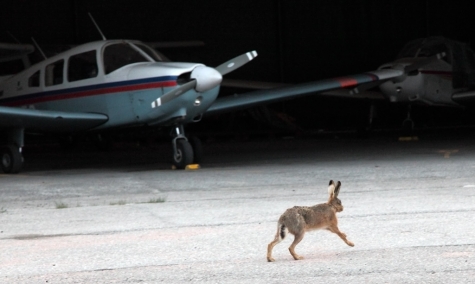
[328,180,336,196]
[334,181,341,198]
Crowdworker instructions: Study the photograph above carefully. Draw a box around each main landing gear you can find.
[171,125,203,169]
[1,129,24,174]
[402,105,415,130]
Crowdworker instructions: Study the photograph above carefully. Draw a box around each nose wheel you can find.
[172,138,194,169]
[171,125,203,169]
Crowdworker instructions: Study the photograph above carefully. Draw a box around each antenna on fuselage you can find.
[88,12,107,41]
[31,37,47,60]
[6,31,32,68]
[7,31,21,44]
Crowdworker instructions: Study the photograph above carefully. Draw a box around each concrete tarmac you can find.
[1,133,475,283]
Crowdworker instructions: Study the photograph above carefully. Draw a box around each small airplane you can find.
[230,36,475,129]
[0,17,465,174]
[329,36,475,109]
[0,16,405,174]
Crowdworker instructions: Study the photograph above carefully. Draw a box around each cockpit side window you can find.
[103,43,149,74]
[45,59,64,86]
[68,50,98,82]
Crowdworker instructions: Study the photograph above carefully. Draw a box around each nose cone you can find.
[191,66,223,92]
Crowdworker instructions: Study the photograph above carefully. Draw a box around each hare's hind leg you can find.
[288,231,305,260]
[327,225,354,247]
[267,223,286,262]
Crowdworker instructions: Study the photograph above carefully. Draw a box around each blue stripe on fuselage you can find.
[0,76,178,106]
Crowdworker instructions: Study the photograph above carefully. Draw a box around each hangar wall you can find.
[1,0,473,84]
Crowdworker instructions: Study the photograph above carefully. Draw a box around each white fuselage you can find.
[0,40,220,130]
[378,57,457,106]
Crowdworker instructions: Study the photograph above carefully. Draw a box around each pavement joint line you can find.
[345,208,475,218]
[0,221,272,240]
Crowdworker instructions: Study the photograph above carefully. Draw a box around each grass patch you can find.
[54,201,69,209]
[147,197,166,203]
[110,200,127,206]
[0,207,7,213]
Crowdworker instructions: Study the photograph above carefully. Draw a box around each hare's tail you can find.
[279,223,287,240]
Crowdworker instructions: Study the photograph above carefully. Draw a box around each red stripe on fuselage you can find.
[4,80,177,107]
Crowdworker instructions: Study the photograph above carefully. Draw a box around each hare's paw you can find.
[267,257,276,262]
[292,255,304,260]
[347,241,355,247]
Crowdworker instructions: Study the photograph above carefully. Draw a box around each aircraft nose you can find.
[190,66,223,92]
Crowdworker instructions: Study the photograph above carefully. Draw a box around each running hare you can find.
[267,180,354,262]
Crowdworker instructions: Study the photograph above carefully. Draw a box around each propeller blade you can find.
[151,80,196,108]
[215,51,258,76]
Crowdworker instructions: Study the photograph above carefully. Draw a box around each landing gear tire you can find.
[1,146,23,174]
[189,136,203,164]
[173,139,194,169]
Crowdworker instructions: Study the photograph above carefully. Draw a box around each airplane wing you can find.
[0,42,35,63]
[206,69,403,115]
[222,78,386,100]
[452,90,475,103]
[0,106,108,132]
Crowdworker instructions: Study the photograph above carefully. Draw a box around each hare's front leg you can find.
[328,225,354,247]
[289,232,305,260]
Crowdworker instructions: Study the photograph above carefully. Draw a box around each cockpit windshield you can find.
[397,38,449,60]
[134,43,164,62]
[103,42,158,74]
[397,37,475,89]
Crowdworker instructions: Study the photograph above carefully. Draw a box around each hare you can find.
[267,180,354,262]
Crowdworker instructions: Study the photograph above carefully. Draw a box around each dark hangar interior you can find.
[2,0,475,136]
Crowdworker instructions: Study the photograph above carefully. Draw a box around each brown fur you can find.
[267,180,354,262]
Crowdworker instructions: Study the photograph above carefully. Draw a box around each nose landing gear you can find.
[171,125,202,169]
[172,137,193,169]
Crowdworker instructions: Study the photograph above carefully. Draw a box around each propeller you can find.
[152,80,196,108]
[215,51,257,76]
[151,51,258,108]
